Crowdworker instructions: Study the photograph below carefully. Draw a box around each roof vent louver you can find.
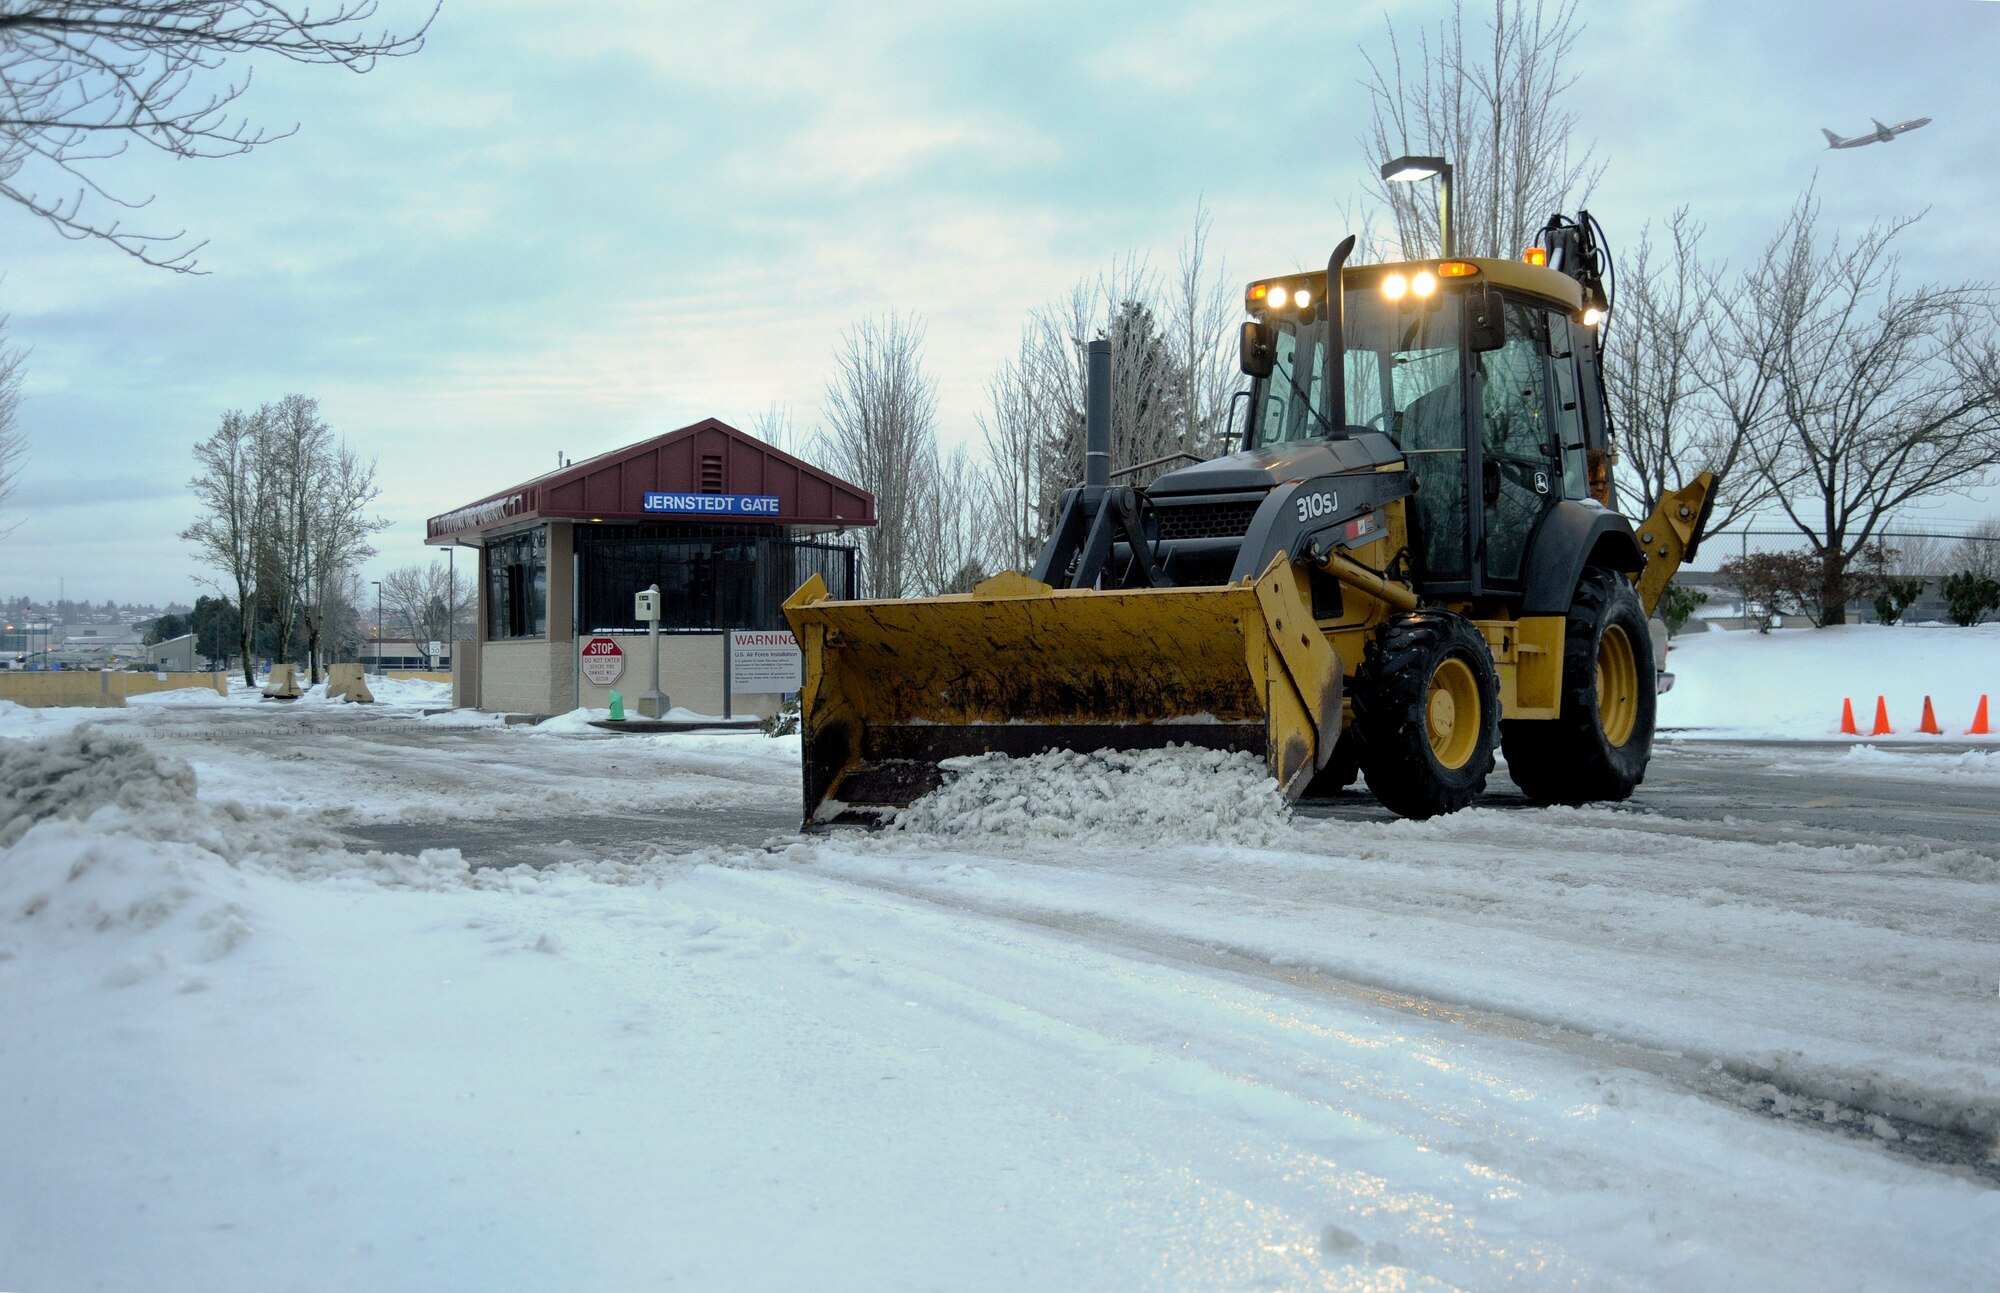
[700,452,724,493]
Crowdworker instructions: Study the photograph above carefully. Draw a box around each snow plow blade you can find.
[782,560,1344,829]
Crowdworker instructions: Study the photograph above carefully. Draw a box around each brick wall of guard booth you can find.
[478,639,575,716]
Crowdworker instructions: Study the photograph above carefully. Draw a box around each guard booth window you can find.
[575,523,858,632]
[485,527,548,640]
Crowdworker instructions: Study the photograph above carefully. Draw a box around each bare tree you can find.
[0,2,437,272]
[256,393,330,669]
[977,339,1054,571]
[299,442,383,680]
[906,444,996,596]
[748,401,814,462]
[1359,0,1604,259]
[184,393,382,681]
[1742,196,2000,623]
[980,221,1235,569]
[1170,202,1244,464]
[182,407,271,685]
[816,313,939,599]
[1601,210,1769,527]
[0,309,22,535]
[378,558,463,659]
[1947,518,2000,583]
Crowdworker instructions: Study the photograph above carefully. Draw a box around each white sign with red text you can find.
[580,636,625,686]
[729,629,802,693]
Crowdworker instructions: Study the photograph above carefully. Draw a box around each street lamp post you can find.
[373,580,383,675]
[1380,155,1455,258]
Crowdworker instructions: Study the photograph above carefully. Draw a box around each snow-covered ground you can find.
[3,641,1998,1290]
[1660,621,2000,742]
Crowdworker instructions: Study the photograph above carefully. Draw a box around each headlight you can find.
[1382,273,1408,301]
[1295,287,1312,309]
[1411,271,1437,298]
[1583,306,1605,327]
[1269,285,1289,309]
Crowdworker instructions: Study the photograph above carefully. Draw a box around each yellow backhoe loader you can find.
[787,212,1715,825]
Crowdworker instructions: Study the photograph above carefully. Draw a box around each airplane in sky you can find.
[1821,117,1932,149]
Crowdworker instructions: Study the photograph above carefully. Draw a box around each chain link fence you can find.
[1677,527,2000,625]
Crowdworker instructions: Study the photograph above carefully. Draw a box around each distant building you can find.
[147,634,199,672]
[360,637,451,672]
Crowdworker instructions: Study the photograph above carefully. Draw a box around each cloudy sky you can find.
[4,0,1998,604]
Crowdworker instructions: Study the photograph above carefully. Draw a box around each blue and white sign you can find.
[642,492,782,517]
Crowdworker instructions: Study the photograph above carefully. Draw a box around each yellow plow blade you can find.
[782,561,1343,828]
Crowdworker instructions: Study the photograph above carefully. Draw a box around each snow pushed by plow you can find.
[894,745,1295,847]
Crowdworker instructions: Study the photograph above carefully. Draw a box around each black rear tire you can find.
[1354,611,1499,820]
[1502,567,1656,806]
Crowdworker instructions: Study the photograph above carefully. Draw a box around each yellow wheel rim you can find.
[1596,624,1639,747]
[1426,656,1481,770]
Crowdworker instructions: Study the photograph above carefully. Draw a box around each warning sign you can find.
[729,630,802,693]
[580,636,625,686]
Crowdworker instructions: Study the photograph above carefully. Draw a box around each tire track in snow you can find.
[788,856,2000,1185]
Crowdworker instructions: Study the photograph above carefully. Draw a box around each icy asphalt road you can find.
[6,697,1998,1287]
[327,729,2000,859]
[46,703,1993,857]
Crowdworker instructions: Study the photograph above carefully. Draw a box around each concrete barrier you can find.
[325,663,374,704]
[384,670,452,683]
[262,663,303,699]
[0,671,228,709]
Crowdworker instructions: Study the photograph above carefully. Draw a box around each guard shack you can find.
[427,419,874,717]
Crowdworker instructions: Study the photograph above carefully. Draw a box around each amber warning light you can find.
[1523,247,1549,266]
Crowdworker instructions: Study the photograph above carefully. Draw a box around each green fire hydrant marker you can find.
[607,689,625,721]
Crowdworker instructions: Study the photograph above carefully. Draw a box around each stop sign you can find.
[580,636,625,686]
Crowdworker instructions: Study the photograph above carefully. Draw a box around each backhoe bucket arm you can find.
[1632,471,1717,617]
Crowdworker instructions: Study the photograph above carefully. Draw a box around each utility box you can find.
[634,589,661,622]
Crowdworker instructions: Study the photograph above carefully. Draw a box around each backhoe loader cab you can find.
[786,214,1716,826]
[1230,253,1623,605]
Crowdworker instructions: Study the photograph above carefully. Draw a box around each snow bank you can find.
[0,697,104,741]
[0,725,200,848]
[1,727,538,978]
[1660,622,2000,740]
[1780,744,2000,784]
[894,746,1295,847]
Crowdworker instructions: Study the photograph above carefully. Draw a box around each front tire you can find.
[1354,611,1499,820]
[1502,568,1656,805]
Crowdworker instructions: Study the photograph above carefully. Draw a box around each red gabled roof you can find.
[426,418,875,543]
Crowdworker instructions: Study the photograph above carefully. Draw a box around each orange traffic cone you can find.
[1840,698,1859,735]
[1871,696,1893,736]
[1972,695,1991,736]
[1919,696,1943,735]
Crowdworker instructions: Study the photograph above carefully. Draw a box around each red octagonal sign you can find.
[580,636,625,686]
